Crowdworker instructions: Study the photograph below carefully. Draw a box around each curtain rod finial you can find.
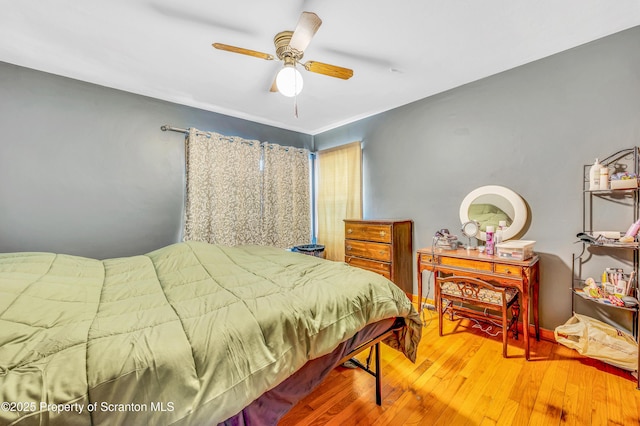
[161,125,189,134]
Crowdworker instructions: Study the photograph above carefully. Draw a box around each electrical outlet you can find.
[422,303,436,311]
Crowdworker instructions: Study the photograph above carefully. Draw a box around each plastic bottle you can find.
[485,225,495,255]
[495,220,506,245]
[589,158,602,190]
[599,166,609,190]
[624,218,640,238]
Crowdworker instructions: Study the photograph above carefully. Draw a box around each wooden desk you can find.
[417,247,540,360]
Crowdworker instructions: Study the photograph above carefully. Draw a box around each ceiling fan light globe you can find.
[276,66,303,97]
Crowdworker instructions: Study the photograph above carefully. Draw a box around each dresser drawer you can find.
[494,263,522,278]
[345,239,391,262]
[440,256,492,272]
[420,253,436,265]
[346,256,391,279]
[345,222,393,243]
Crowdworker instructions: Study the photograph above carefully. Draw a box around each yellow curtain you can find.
[316,141,362,261]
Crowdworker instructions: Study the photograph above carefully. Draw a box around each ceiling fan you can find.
[212,11,354,97]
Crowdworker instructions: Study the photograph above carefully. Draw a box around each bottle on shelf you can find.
[624,218,640,239]
[589,158,602,190]
[486,225,495,255]
[599,166,609,190]
[495,220,506,245]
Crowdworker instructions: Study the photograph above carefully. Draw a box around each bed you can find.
[0,241,421,425]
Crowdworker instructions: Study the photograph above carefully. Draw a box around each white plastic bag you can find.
[555,313,638,371]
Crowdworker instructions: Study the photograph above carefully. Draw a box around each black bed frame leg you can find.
[375,342,381,406]
[344,334,391,406]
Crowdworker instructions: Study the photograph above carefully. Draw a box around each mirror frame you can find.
[459,185,527,241]
[461,220,480,239]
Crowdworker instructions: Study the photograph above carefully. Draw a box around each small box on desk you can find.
[495,240,536,260]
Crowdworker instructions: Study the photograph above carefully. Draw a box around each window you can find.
[315,141,362,261]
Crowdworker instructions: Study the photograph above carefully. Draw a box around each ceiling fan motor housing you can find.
[274,31,304,61]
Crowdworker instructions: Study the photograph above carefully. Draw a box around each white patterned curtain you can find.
[262,143,311,248]
[184,129,262,245]
[183,128,311,248]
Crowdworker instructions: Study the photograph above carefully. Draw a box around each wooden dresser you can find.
[344,219,413,295]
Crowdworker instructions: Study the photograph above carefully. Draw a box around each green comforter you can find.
[0,242,421,425]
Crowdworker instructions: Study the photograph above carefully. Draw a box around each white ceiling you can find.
[1,0,640,135]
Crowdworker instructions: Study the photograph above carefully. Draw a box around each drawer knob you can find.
[347,229,353,234]
[379,250,385,255]
[346,245,352,251]
[380,231,386,237]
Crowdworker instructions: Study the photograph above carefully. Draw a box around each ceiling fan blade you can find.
[212,43,274,60]
[289,12,322,52]
[304,61,354,80]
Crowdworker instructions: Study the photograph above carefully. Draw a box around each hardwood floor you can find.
[280,310,640,425]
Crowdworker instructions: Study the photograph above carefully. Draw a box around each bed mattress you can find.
[0,241,421,425]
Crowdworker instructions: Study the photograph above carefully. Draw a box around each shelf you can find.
[576,232,639,249]
[584,188,639,194]
[572,288,639,312]
[573,146,640,388]
[581,241,639,249]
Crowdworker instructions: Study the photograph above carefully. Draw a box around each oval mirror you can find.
[459,185,527,241]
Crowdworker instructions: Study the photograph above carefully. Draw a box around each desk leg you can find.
[522,286,530,361]
[522,265,541,360]
[533,263,540,341]
[417,254,423,311]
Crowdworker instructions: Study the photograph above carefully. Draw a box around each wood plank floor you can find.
[280,310,640,425]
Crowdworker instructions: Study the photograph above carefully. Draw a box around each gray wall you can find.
[0,62,312,259]
[314,26,640,330]
[1,26,639,331]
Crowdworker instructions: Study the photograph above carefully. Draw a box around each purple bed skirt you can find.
[220,317,399,426]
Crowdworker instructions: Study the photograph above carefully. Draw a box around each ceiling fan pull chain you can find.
[294,72,298,118]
